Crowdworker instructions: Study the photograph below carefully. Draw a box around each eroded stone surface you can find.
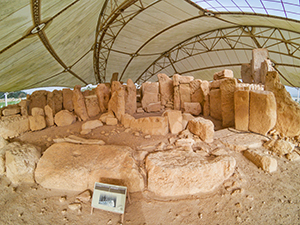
[54,110,76,127]
[213,69,233,80]
[108,88,125,121]
[131,117,168,136]
[29,115,46,131]
[95,84,111,113]
[183,102,201,116]
[163,110,183,134]
[158,73,173,106]
[62,88,74,112]
[72,86,89,121]
[234,90,249,131]
[85,95,100,118]
[210,89,222,121]
[188,117,214,143]
[141,82,159,109]
[146,150,236,197]
[35,143,144,192]
[252,48,269,83]
[125,79,137,115]
[44,105,54,127]
[5,142,41,184]
[265,71,300,137]
[0,116,30,139]
[244,149,277,173]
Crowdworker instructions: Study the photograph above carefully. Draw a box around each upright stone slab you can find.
[111,81,122,94]
[29,115,46,131]
[95,83,111,113]
[44,105,54,127]
[179,84,191,109]
[249,90,276,135]
[141,82,159,109]
[54,110,76,126]
[146,151,236,197]
[265,71,300,137]
[84,95,100,117]
[241,63,252,83]
[190,80,203,103]
[163,110,183,134]
[125,79,137,115]
[220,78,237,128]
[62,88,74,111]
[234,90,249,131]
[110,72,119,83]
[183,102,201,116]
[252,48,269,83]
[72,85,89,121]
[188,117,214,143]
[158,73,173,106]
[260,59,274,84]
[108,88,125,121]
[18,99,29,116]
[210,89,222,121]
[53,90,63,114]
[213,69,233,80]
[200,81,210,117]
[28,90,48,115]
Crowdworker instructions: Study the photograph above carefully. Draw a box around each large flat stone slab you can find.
[35,143,144,192]
[146,150,236,197]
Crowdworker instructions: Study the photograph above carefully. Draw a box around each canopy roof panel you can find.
[1,0,300,92]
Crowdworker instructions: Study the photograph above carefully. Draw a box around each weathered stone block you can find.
[29,115,46,131]
[241,63,252,83]
[183,102,201,116]
[99,111,115,124]
[210,89,222,121]
[121,113,135,128]
[63,88,74,111]
[179,84,191,109]
[18,99,29,116]
[106,117,118,126]
[28,90,48,115]
[95,83,111,113]
[244,149,277,173]
[182,113,195,129]
[5,142,41,185]
[141,82,159,109]
[249,90,276,135]
[188,117,214,143]
[234,90,249,131]
[82,120,103,131]
[145,102,161,112]
[72,85,89,121]
[220,78,237,128]
[35,143,144,192]
[54,110,76,127]
[213,69,233,80]
[163,110,183,134]
[0,116,30,139]
[158,73,173,106]
[131,117,168,135]
[111,81,122,94]
[2,106,21,116]
[125,79,137,115]
[260,59,274,84]
[252,48,269,83]
[108,88,125,121]
[146,151,236,197]
[44,105,54,127]
[200,81,210,117]
[31,107,44,116]
[265,71,300,137]
[85,95,100,118]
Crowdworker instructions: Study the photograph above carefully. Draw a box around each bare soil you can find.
[1,116,300,225]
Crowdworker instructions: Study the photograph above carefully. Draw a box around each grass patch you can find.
[0,100,21,109]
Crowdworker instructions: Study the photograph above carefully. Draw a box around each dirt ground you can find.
[1,113,300,225]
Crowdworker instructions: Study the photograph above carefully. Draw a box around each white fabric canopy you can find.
[1,0,300,92]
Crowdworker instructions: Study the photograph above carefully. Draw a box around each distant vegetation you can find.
[0,91,27,99]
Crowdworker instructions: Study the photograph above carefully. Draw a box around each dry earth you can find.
[1,113,300,225]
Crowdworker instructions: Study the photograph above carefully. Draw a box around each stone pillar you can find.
[158,73,173,107]
[252,48,269,83]
[108,88,125,121]
[220,78,237,128]
[72,85,89,121]
[249,90,276,135]
[95,83,111,113]
[62,88,74,112]
[210,89,222,121]
[125,79,137,115]
[241,63,252,83]
[110,72,119,84]
[200,81,210,117]
[141,82,159,110]
[234,90,249,131]
[85,95,100,117]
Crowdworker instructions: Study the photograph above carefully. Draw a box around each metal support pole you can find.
[4,92,8,106]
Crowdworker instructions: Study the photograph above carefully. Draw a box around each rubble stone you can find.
[44,105,54,127]
[35,143,144,192]
[54,110,76,127]
[29,115,46,131]
[188,117,214,143]
[5,142,41,184]
[210,89,222,121]
[95,84,111,113]
[213,69,234,80]
[271,140,294,156]
[163,110,183,134]
[62,88,74,111]
[2,106,20,116]
[158,73,173,106]
[244,149,277,173]
[84,95,100,117]
[252,48,269,83]
[182,113,195,129]
[265,71,300,137]
[72,86,89,121]
[121,114,135,128]
[234,90,249,131]
[106,117,118,126]
[82,120,103,131]
[99,111,115,124]
[108,88,125,121]
[125,79,137,115]
[183,102,201,116]
[146,150,236,197]
[241,63,252,83]
[220,78,237,128]
[249,90,276,135]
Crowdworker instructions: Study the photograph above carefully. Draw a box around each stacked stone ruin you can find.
[0,48,300,198]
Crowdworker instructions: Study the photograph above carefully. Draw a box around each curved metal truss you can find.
[93,0,163,83]
[135,26,300,86]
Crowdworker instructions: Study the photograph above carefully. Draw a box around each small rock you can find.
[61,209,67,215]
[286,152,300,161]
[106,117,118,126]
[144,135,151,139]
[76,190,92,202]
[68,202,82,211]
[134,132,140,137]
[59,196,67,203]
